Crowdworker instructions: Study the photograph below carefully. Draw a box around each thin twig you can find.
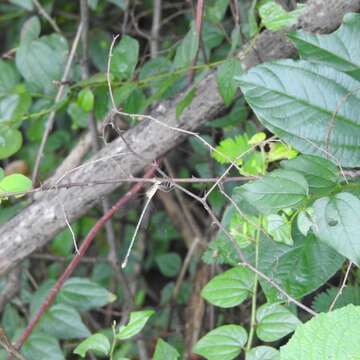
[329,261,353,311]
[150,0,162,58]
[32,22,83,183]
[31,0,61,34]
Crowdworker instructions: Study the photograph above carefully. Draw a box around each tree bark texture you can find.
[0,0,359,275]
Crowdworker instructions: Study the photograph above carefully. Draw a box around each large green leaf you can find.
[193,325,247,360]
[280,305,360,359]
[74,333,110,358]
[288,13,360,81]
[40,304,90,340]
[57,278,116,311]
[173,26,199,69]
[201,266,254,308]
[0,174,32,195]
[239,169,309,214]
[256,303,301,342]
[313,192,360,266]
[281,155,339,195]
[236,59,360,167]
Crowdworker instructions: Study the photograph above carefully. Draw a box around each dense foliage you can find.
[0,1,360,359]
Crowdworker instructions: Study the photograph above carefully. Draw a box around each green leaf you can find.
[237,59,360,167]
[107,0,125,9]
[22,332,64,360]
[201,266,254,308]
[116,310,155,340]
[0,167,4,181]
[193,325,247,360]
[74,333,110,358]
[16,32,68,94]
[217,58,242,105]
[20,16,40,43]
[173,26,199,69]
[288,13,360,81]
[77,88,94,112]
[0,60,20,93]
[58,278,116,311]
[239,169,308,214]
[312,286,360,313]
[241,152,267,176]
[246,346,279,360]
[248,132,266,146]
[281,155,339,195]
[155,253,181,278]
[2,304,24,339]
[40,304,90,340]
[259,1,306,31]
[280,305,360,359]
[176,87,197,119]
[205,0,230,22]
[67,102,89,129]
[212,135,250,165]
[153,339,180,360]
[9,0,34,11]
[265,214,293,245]
[256,303,301,342]
[111,35,139,80]
[0,173,32,194]
[89,30,111,71]
[313,192,360,266]
[267,143,297,163]
[202,21,224,50]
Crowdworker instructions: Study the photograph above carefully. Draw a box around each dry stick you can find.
[329,261,353,312]
[32,22,83,183]
[0,329,26,360]
[31,0,61,34]
[11,165,157,356]
[150,0,162,58]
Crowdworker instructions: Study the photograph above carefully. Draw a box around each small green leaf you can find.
[176,87,197,119]
[111,35,139,80]
[40,304,90,340]
[259,1,306,31]
[77,88,94,112]
[296,209,314,236]
[313,192,360,266]
[217,59,242,105]
[20,16,40,43]
[212,135,250,165]
[256,303,301,342]
[267,143,297,163]
[116,310,155,340]
[0,127,22,159]
[248,132,266,146]
[58,278,116,311]
[155,253,181,278]
[201,266,254,308]
[193,325,247,360]
[173,26,198,69]
[67,102,89,129]
[153,339,180,360]
[246,346,279,360]
[0,173,32,195]
[265,214,293,245]
[280,305,360,359]
[240,169,308,214]
[74,333,110,358]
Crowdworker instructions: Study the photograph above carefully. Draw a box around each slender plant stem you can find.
[246,218,261,352]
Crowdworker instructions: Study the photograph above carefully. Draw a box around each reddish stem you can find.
[10,164,157,356]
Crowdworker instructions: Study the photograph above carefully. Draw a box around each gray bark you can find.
[0,0,359,275]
